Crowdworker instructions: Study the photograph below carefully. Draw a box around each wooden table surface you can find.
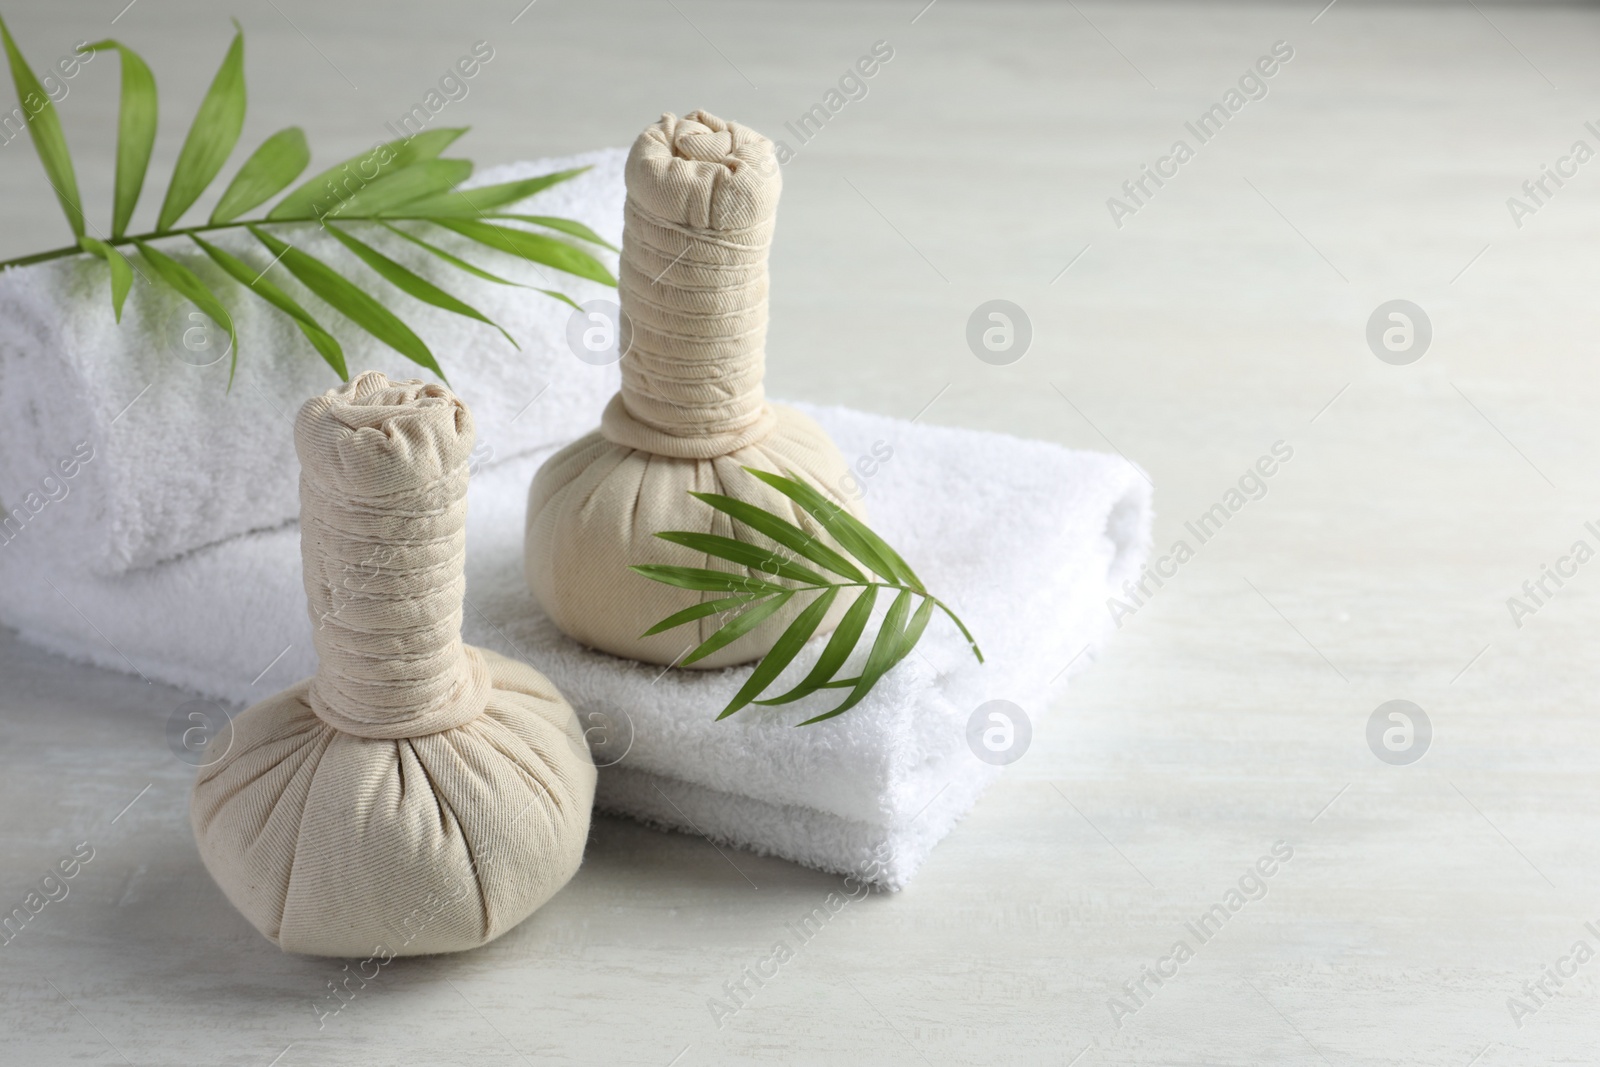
[2,1,1598,1064]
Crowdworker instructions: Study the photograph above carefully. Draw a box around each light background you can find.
[2,1,1598,1064]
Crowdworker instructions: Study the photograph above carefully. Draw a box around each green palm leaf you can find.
[718,587,839,720]
[248,225,442,381]
[133,240,236,386]
[0,16,84,239]
[191,234,346,380]
[432,219,616,286]
[637,470,982,723]
[266,127,467,221]
[652,530,828,586]
[210,127,309,223]
[0,24,612,388]
[323,223,515,348]
[78,236,135,322]
[83,41,156,239]
[156,24,245,232]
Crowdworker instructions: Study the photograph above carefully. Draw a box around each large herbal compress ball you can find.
[192,373,596,957]
[526,111,864,668]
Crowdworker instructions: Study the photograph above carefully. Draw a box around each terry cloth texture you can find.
[525,111,865,668]
[3,399,1148,889]
[190,373,596,956]
[0,150,624,575]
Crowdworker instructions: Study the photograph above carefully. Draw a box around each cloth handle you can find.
[296,372,489,739]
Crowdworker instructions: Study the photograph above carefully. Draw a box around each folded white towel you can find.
[0,149,625,574]
[0,403,1150,886]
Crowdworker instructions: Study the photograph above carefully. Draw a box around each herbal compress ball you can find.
[192,373,596,957]
[526,110,864,668]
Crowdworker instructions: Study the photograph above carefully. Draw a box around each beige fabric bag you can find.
[192,372,596,957]
[526,110,865,668]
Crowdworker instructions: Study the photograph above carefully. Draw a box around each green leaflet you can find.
[652,530,829,586]
[191,234,346,380]
[628,565,788,597]
[156,25,245,232]
[210,127,309,223]
[267,127,467,221]
[746,466,924,589]
[83,41,157,239]
[433,219,617,286]
[640,593,762,638]
[379,221,525,286]
[390,168,588,216]
[796,590,919,726]
[718,587,839,720]
[680,592,794,667]
[379,221,586,311]
[637,470,983,724]
[248,225,443,381]
[327,158,473,220]
[78,236,134,322]
[487,215,616,251]
[532,287,585,311]
[0,17,84,239]
[688,490,865,583]
[133,240,236,387]
[323,223,515,348]
[755,585,877,707]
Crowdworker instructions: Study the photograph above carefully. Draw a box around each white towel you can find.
[0,403,1150,887]
[0,149,625,575]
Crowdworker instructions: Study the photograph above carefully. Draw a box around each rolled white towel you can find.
[0,149,625,575]
[0,404,1150,886]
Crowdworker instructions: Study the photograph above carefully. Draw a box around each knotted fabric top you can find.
[606,110,783,458]
[295,372,490,739]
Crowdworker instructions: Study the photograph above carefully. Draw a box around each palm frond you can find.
[633,470,983,724]
[0,23,613,385]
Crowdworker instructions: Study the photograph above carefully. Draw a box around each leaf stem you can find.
[0,218,287,270]
[0,212,436,271]
[0,212,611,274]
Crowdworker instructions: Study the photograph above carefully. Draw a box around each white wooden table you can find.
[2,1,1598,1063]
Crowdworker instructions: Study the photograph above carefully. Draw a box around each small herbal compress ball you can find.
[192,373,596,957]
